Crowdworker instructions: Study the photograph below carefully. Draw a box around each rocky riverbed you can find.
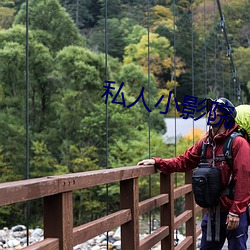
[0,225,187,249]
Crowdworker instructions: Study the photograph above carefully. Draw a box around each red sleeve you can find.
[229,136,250,215]
[153,139,203,174]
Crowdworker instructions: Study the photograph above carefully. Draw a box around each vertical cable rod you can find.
[213,0,217,96]
[228,64,231,100]
[203,0,209,133]
[173,0,179,245]
[104,0,109,248]
[173,0,177,157]
[25,0,30,245]
[147,0,152,234]
[204,0,207,98]
[191,0,195,145]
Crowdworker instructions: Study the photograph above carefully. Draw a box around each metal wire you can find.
[215,0,242,103]
[173,0,179,245]
[219,36,225,96]
[104,0,109,248]
[203,0,209,133]
[191,0,195,145]
[204,0,207,98]
[213,0,217,96]
[173,0,177,158]
[147,0,152,234]
[25,0,30,245]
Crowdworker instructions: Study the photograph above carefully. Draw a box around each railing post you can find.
[160,173,174,250]
[185,171,196,250]
[120,178,139,250]
[44,192,73,250]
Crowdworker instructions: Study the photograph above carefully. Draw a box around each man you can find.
[138,97,250,250]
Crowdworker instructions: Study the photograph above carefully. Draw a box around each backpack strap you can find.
[223,132,243,200]
[200,142,208,163]
[223,131,243,169]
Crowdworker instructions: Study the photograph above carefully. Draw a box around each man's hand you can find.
[226,213,240,230]
[137,159,155,166]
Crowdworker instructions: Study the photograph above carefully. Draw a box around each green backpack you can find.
[235,104,250,140]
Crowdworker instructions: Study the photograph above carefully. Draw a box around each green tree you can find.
[124,32,185,89]
[87,17,137,60]
[61,0,101,28]
[30,141,57,177]
[0,112,26,180]
[0,7,15,29]
[0,39,28,180]
[48,46,106,152]
[234,46,250,102]
[14,0,84,52]
[0,25,55,132]
[149,5,174,32]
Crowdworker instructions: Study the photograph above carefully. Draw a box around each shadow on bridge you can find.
[0,165,204,250]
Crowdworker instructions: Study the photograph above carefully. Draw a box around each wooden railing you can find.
[0,165,203,250]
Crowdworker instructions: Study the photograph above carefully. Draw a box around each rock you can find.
[12,232,25,238]
[0,225,188,249]
[87,238,94,245]
[11,226,26,232]
[20,237,27,245]
[107,231,114,237]
[30,228,43,238]
[14,245,22,249]
[95,234,106,243]
[91,245,101,250]
[100,240,107,246]
[73,243,86,249]
[0,230,7,238]
[7,239,20,247]
[108,236,116,243]
[113,240,121,249]
[113,227,120,240]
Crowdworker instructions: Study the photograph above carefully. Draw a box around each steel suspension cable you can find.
[228,64,231,100]
[104,0,109,248]
[191,0,195,145]
[173,1,177,161]
[172,0,179,245]
[213,0,217,95]
[218,29,225,96]
[147,0,152,234]
[204,0,207,98]
[215,0,242,104]
[25,0,30,245]
[222,61,225,97]
[203,0,209,133]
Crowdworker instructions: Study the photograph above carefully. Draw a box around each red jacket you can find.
[154,124,250,216]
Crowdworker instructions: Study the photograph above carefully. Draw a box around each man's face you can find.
[208,104,225,126]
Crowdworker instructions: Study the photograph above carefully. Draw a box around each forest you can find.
[0,0,249,228]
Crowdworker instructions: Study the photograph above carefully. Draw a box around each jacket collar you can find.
[206,124,239,143]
